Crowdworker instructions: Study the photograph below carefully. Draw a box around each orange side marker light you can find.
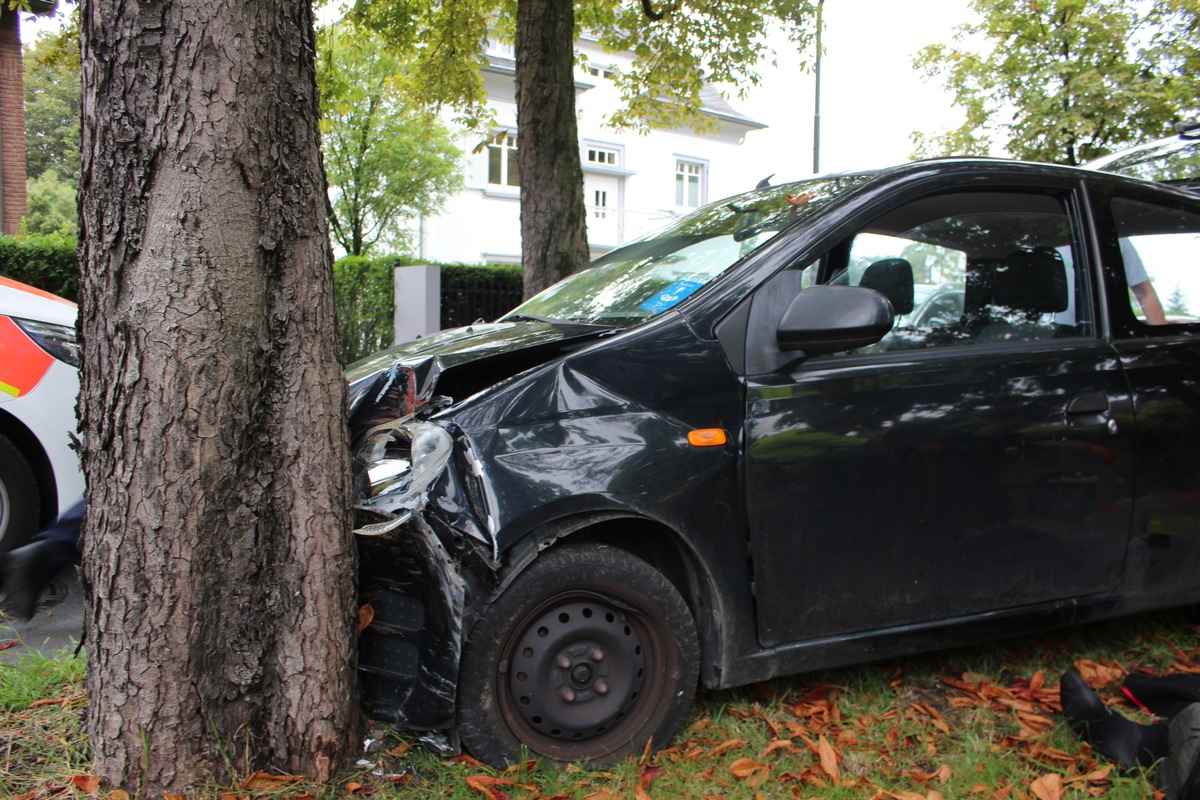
[687,428,728,447]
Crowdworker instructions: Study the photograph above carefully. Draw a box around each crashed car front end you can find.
[352,403,502,738]
[345,174,873,755]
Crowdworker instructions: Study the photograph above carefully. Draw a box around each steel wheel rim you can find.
[498,590,664,757]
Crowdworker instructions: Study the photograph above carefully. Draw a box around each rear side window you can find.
[1111,198,1200,327]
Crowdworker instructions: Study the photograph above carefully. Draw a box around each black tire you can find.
[0,432,41,555]
[457,543,699,767]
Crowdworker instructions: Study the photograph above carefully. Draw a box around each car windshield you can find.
[500,174,873,326]
[1090,133,1200,186]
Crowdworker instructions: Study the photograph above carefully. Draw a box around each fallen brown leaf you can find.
[729,757,772,788]
[1074,660,1124,687]
[242,770,304,789]
[709,738,747,757]
[1030,773,1064,800]
[818,734,840,784]
[635,764,663,800]
[70,775,100,794]
[467,774,538,800]
[761,739,796,757]
[502,759,538,775]
[358,603,375,633]
[582,791,623,800]
[30,697,72,708]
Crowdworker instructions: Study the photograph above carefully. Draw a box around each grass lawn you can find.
[4,608,1198,799]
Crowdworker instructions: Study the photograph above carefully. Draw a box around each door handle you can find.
[1066,393,1117,434]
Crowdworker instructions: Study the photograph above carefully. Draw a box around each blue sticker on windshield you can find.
[640,280,704,313]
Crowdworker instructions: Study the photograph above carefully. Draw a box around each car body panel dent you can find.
[354,315,751,737]
[347,321,616,432]
[444,316,745,553]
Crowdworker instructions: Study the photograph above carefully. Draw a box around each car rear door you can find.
[741,181,1135,648]
[1088,181,1200,595]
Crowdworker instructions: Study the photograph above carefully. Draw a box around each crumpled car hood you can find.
[346,321,616,433]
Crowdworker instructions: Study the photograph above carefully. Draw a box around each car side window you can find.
[746,190,1092,372]
[1111,197,1200,327]
[837,232,966,351]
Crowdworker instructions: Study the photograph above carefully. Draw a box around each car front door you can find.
[742,185,1136,647]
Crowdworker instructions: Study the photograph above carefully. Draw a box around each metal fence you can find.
[439,266,524,329]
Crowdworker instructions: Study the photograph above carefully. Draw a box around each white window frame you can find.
[586,62,618,79]
[593,189,609,218]
[675,158,707,210]
[586,145,620,167]
[486,38,514,58]
[487,132,520,189]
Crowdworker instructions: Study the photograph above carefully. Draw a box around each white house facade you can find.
[415,36,768,266]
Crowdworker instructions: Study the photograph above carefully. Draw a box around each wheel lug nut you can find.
[590,648,604,662]
[561,689,576,703]
[595,681,608,695]
[557,656,571,669]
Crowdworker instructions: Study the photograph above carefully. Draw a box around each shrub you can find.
[334,256,525,364]
[0,233,78,300]
[0,241,528,366]
[334,255,413,365]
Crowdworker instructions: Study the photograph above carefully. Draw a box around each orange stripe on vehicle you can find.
[0,316,54,397]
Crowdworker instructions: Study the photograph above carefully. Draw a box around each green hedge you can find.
[0,236,526,365]
[334,255,411,365]
[0,234,78,301]
[333,257,524,364]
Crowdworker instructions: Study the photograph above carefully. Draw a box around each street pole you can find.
[813,0,824,174]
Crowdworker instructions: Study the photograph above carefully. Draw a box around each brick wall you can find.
[0,9,26,236]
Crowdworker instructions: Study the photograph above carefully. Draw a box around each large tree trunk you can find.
[515,0,590,298]
[77,3,358,795]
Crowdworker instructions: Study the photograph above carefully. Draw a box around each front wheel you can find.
[457,544,699,767]
[0,432,40,554]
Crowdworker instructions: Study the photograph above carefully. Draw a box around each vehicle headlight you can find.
[12,317,79,367]
[353,419,453,535]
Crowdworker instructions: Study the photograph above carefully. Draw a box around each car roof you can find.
[786,156,1116,194]
[1086,125,1200,192]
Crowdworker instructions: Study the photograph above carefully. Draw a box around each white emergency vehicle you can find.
[0,277,83,552]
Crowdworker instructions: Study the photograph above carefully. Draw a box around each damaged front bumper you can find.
[353,416,496,739]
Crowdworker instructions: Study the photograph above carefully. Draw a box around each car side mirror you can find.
[776,285,894,356]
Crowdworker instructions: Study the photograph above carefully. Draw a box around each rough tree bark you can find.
[77,2,358,795]
[515,0,591,298]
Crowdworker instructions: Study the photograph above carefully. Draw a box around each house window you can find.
[486,39,514,58]
[675,159,705,209]
[593,189,609,218]
[488,133,519,187]
[587,63,617,79]
[587,146,619,167]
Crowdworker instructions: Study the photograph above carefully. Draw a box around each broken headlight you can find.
[353,419,453,536]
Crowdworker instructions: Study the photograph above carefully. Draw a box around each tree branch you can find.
[641,0,666,21]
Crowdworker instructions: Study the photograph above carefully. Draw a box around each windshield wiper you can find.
[503,313,626,330]
[503,313,572,324]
